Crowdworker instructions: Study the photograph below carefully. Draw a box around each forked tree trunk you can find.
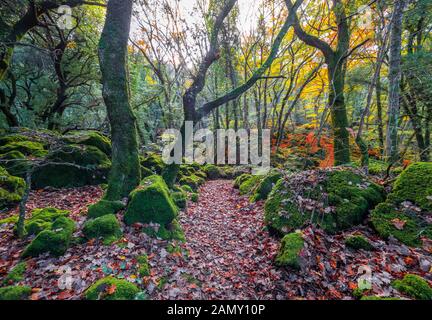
[99,0,141,200]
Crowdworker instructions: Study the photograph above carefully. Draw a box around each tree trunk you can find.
[385,0,407,162]
[99,0,141,200]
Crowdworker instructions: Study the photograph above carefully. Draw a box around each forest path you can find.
[153,180,283,300]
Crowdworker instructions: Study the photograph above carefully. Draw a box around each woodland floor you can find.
[0,180,431,300]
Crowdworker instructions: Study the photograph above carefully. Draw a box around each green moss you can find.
[32,144,111,189]
[0,285,31,300]
[171,191,187,209]
[0,140,47,158]
[203,164,222,179]
[87,200,125,219]
[345,235,373,251]
[0,214,18,225]
[181,185,193,193]
[388,162,432,211]
[0,166,25,210]
[239,175,264,195]
[140,153,165,174]
[392,274,432,300]
[20,207,69,236]
[275,232,304,269]
[22,216,75,257]
[360,296,400,300]
[136,254,150,277]
[264,169,384,234]
[0,134,29,146]
[162,163,180,188]
[234,173,251,188]
[250,171,282,202]
[83,214,122,245]
[3,262,27,285]
[124,175,178,226]
[191,193,199,203]
[178,174,205,191]
[63,130,111,156]
[141,166,154,178]
[370,202,428,247]
[0,150,29,177]
[84,277,140,300]
[143,219,185,241]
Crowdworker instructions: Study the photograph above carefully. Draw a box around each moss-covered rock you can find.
[20,207,69,236]
[141,166,154,178]
[345,235,373,251]
[0,285,31,300]
[264,168,384,234]
[83,214,122,244]
[0,140,47,158]
[191,193,199,203]
[392,274,432,300]
[275,232,304,269]
[143,219,185,241]
[388,162,432,211]
[203,164,222,179]
[124,175,178,226]
[181,185,193,193]
[31,144,111,189]
[0,150,30,177]
[250,171,282,202]
[140,153,165,175]
[136,254,150,277]
[178,174,205,191]
[234,173,251,189]
[3,261,27,285]
[239,175,264,195]
[171,191,187,209]
[0,134,29,146]
[62,130,111,156]
[0,166,25,210]
[84,277,140,300]
[360,296,400,300]
[22,216,75,257]
[87,200,125,219]
[162,163,180,188]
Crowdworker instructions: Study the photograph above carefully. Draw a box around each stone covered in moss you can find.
[181,185,193,193]
[87,200,125,219]
[62,130,111,156]
[360,296,400,300]
[275,232,304,269]
[32,144,111,189]
[0,285,31,300]
[388,162,432,211]
[203,164,222,179]
[178,174,205,191]
[171,191,187,209]
[162,163,180,188]
[392,274,432,300]
[0,134,29,146]
[264,168,384,234]
[234,173,251,189]
[345,235,373,251]
[250,171,282,202]
[239,175,264,195]
[0,166,25,210]
[0,140,47,158]
[0,150,30,177]
[84,277,140,300]
[143,219,185,241]
[191,193,199,203]
[3,261,27,285]
[22,216,75,257]
[124,175,178,226]
[83,214,122,244]
[140,153,165,175]
[21,207,69,236]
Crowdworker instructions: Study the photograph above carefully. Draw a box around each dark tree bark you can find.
[99,0,141,200]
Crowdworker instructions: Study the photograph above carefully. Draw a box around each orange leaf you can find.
[391,218,406,230]
[106,284,117,295]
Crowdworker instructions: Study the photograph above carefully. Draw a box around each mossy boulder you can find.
[32,144,111,189]
[360,296,400,300]
[3,262,27,285]
[275,232,304,269]
[264,168,384,234]
[124,175,178,226]
[0,166,25,210]
[203,164,222,179]
[87,200,125,219]
[0,140,47,158]
[0,285,31,300]
[143,219,185,241]
[191,193,199,203]
[250,171,282,202]
[20,207,69,236]
[239,175,264,195]
[0,134,29,146]
[140,153,165,174]
[162,163,180,188]
[392,274,432,300]
[178,174,205,191]
[84,277,140,300]
[83,214,122,244]
[62,130,111,156]
[371,163,432,246]
[388,162,432,211]
[171,191,187,209]
[0,150,30,177]
[136,254,150,277]
[22,216,75,257]
[234,173,251,189]
[181,185,193,193]
[345,235,373,251]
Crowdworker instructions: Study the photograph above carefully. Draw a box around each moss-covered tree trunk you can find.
[99,0,141,200]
